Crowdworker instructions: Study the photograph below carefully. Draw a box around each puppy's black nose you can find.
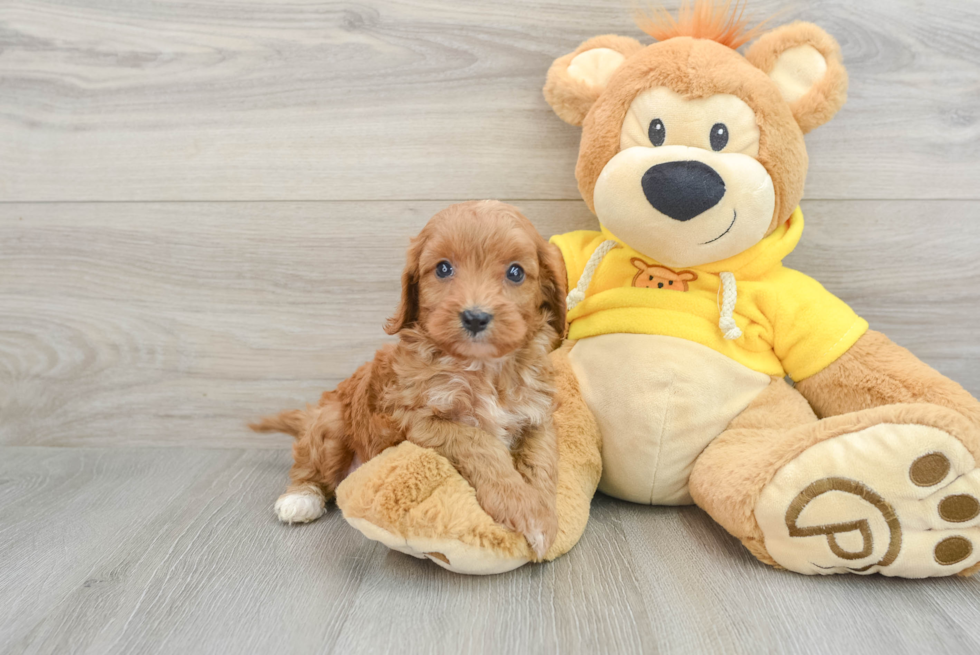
[641,160,726,221]
[460,309,493,335]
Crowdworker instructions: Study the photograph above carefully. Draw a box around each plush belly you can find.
[568,333,771,505]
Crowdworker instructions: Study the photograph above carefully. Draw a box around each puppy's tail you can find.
[248,408,309,439]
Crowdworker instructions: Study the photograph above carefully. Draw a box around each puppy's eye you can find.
[506,264,525,284]
[435,260,453,278]
[648,118,666,147]
[710,123,729,151]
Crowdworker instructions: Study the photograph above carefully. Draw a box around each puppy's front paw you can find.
[524,527,549,559]
[474,488,558,559]
[522,503,559,559]
[275,491,325,524]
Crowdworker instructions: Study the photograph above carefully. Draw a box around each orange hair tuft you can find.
[634,0,769,50]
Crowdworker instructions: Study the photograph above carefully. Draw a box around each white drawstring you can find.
[566,240,618,311]
[718,272,742,340]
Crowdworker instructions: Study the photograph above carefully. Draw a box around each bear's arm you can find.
[795,330,980,426]
[768,267,868,381]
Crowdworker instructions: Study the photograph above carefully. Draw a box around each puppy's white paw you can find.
[275,491,325,524]
[524,530,548,559]
[522,517,552,559]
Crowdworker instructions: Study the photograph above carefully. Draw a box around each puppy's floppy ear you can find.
[384,234,424,335]
[537,240,568,342]
[746,21,848,134]
[543,34,644,126]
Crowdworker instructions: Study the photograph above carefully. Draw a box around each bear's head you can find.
[543,1,847,268]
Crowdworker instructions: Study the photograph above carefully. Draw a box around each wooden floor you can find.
[2,447,980,655]
[2,1,980,653]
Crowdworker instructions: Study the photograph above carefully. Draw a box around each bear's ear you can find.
[745,22,848,134]
[543,35,644,126]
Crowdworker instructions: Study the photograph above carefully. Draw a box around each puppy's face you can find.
[386,201,566,360]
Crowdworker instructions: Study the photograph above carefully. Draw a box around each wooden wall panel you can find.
[2,0,978,201]
[2,199,977,447]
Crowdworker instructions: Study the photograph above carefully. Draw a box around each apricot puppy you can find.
[251,200,567,557]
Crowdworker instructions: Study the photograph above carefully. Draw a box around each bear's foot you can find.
[335,441,535,575]
[756,407,980,577]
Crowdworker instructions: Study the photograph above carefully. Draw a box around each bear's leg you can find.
[796,330,980,428]
[691,379,980,577]
[690,377,819,568]
[334,342,602,574]
[793,329,980,577]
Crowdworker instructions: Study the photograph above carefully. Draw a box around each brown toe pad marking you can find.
[934,537,973,566]
[910,453,950,487]
[425,552,450,565]
[938,495,980,523]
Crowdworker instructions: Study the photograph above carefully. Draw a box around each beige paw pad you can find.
[756,423,980,577]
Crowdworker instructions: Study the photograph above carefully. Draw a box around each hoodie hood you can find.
[550,204,867,380]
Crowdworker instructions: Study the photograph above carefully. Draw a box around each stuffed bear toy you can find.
[335,2,980,578]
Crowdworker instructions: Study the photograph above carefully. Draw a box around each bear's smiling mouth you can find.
[700,210,737,245]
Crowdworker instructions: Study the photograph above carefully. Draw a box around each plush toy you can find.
[337,1,980,577]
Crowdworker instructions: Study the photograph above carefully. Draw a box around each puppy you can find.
[251,200,567,557]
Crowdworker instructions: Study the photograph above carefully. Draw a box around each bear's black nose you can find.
[641,161,726,222]
[460,309,493,335]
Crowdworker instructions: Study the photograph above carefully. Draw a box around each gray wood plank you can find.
[0,447,375,654]
[1,0,978,202]
[619,503,980,655]
[330,497,658,655]
[2,199,978,449]
[2,446,979,655]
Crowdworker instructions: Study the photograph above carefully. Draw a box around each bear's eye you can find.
[649,275,653,281]
[710,123,729,151]
[669,280,673,285]
[506,264,525,284]
[435,260,453,278]
[648,119,666,147]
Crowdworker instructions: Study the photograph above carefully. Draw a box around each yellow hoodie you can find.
[550,208,868,382]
